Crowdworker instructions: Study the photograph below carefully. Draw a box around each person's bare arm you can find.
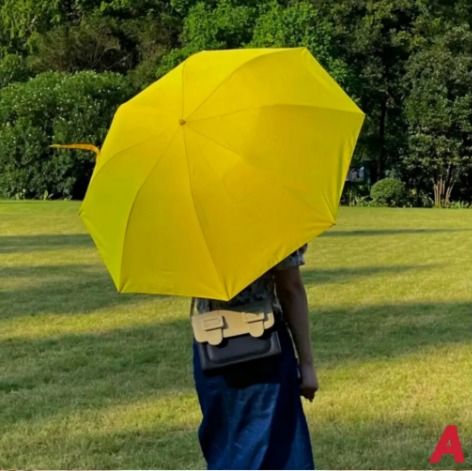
[274,266,318,401]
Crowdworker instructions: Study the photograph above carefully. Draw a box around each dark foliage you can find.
[0,71,134,199]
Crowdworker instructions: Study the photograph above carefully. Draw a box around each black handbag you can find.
[190,297,282,371]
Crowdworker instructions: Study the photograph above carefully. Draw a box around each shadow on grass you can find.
[0,234,92,253]
[0,262,429,318]
[312,301,472,368]
[0,317,194,428]
[0,301,470,431]
[0,264,158,318]
[321,228,472,237]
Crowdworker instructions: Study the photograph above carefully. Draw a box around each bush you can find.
[447,200,471,209]
[370,178,407,207]
[0,53,30,88]
[406,187,434,208]
[341,182,371,206]
[0,71,135,199]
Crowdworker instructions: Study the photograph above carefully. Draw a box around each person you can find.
[192,244,318,469]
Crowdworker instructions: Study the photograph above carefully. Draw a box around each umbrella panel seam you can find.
[118,129,180,290]
[188,103,364,124]
[181,129,228,298]
[90,129,172,187]
[185,48,293,120]
[185,125,335,224]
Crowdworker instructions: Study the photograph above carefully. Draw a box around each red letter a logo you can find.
[429,425,465,464]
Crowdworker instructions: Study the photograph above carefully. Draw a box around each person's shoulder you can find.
[273,244,308,272]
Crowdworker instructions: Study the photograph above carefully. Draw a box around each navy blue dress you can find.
[193,246,314,470]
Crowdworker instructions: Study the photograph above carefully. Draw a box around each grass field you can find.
[1,200,471,469]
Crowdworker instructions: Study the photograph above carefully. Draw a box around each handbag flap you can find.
[192,310,275,346]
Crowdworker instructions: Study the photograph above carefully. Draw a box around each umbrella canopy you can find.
[80,47,364,300]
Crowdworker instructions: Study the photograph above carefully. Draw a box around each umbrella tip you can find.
[179,118,187,126]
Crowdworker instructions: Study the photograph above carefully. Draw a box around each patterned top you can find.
[196,244,308,313]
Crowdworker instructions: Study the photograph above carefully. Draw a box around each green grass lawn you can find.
[1,200,471,469]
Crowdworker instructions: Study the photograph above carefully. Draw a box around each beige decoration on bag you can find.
[192,309,275,346]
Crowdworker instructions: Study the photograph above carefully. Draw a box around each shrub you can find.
[0,53,30,88]
[0,71,135,199]
[350,195,372,207]
[406,188,434,208]
[370,178,407,207]
[341,182,371,206]
[447,200,471,209]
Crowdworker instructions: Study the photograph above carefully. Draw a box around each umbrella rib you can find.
[189,102,363,124]
[181,129,227,298]
[186,125,336,224]
[186,48,292,120]
[89,129,171,186]
[299,48,364,115]
[181,55,186,119]
[118,129,180,289]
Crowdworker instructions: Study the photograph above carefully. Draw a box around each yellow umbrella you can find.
[80,47,364,300]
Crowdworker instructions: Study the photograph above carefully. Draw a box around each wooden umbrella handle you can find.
[50,143,100,156]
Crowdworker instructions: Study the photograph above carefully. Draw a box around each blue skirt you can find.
[193,322,315,470]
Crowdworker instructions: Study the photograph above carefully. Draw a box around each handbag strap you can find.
[190,294,279,319]
[189,297,196,317]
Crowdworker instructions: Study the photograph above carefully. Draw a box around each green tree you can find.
[403,24,472,207]
[0,0,86,52]
[249,1,349,85]
[318,0,423,181]
[156,0,258,76]
[27,16,126,73]
[157,0,347,83]
[1,0,180,87]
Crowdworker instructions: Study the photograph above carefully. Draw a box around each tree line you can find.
[0,0,471,206]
